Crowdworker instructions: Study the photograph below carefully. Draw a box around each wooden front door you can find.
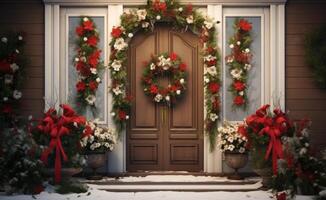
[127,25,203,172]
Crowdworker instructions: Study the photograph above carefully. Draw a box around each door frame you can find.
[43,1,286,174]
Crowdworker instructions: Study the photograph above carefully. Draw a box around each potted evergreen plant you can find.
[217,121,249,180]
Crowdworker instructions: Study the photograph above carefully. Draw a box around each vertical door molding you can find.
[44,4,60,110]
[206,4,223,173]
[107,4,126,173]
[270,4,285,110]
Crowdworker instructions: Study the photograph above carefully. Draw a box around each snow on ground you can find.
[0,186,314,200]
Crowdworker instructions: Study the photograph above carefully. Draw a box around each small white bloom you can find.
[299,148,307,156]
[125,115,129,120]
[305,143,309,147]
[239,147,246,153]
[83,37,88,41]
[176,90,181,95]
[111,112,116,116]
[154,94,163,102]
[244,64,251,71]
[137,9,147,21]
[128,33,134,38]
[111,59,122,71]
[75,57,80,62]
[230,69,243,80]
[204,55,216,62]
[229,44,234,49]
[85,95,96,105]
[150,63,156,70]
[204,77,210,83]
[81,56,86,62]
[112,86,122,96]
[3,97,8,101]
[207,66,217,75]
[90,68,97,74]
[28,115,33,121]
[204,20,214,29]
[18,35,23,41]
[15,49,19,54]
[1,37,8,43]
[10,63,19,72]
[114,38,128,51]
[178,7,183,12]
[210,113,218,121]
[245,48,250,53]
[13,90,22,99]
[156,15,161,20]
[186,15,194,24]
[165,95,170,101]
[96,77,101,83]
[236,41,241,45]
[239,91,244,96]
[73,122,78,128]
[180,78,185,84]
[83,17,89,22]
[142,22,150,28]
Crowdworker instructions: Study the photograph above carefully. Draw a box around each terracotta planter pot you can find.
[86,152,107,180]
[224,151,248,180]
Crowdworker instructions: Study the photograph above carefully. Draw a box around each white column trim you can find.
[277,4,285,110]
[206,4,223,173]
[270,5,277,108]
[44,4,53,110]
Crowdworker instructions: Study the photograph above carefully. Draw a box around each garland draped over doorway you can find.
[108,0,221,149]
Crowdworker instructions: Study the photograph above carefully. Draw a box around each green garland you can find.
[108,0,221,149]
[305,24,326,89]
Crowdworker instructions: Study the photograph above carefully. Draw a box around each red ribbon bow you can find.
[39,104,86,184]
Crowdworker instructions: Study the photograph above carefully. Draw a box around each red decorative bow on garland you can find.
[38,104,86,184]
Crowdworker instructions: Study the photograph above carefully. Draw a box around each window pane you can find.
[68,16,105,121]
[224,16,262,121]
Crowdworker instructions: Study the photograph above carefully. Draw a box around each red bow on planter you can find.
[38,104,86,184]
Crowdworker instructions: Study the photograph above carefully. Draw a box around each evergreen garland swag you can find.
[108,0,221,149]
[74,16,105,115]
[305,24,326,89]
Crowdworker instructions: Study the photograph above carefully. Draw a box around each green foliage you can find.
[305,24,326,89]
[55,180,88,194]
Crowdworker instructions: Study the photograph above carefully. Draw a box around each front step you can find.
[81,175,263,192]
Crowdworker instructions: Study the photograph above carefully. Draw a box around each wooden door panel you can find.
[127,25,203,172]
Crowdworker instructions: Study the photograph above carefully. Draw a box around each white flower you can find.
[227,136,234,143]
[165,95,170,101]
[114,38,128,51]
[239,147,246,153]
[15,49,19,54]
[150,63,156,70]
[186,15,194,24]
[83,37,88,41]
[128,33,134,38]
[228,145,235,151]
[142,22,150,28]
[112,86,123,96]
[13,90,22,99]
[176,90,181,95]
[207,66,217,75]
[81,56,86,62]
[210,113,218,121]
[156,15,161,20]
[245,48,250,53]
[305,143,309,147]
[111,59,122,71]
[239,91,244,96]
[204,77,210,83]
[1,37,8,43]
[230,69,243,80]
[154,94,162,102]
[125,115,129,120]
[236,41,241,45]
[180,78,185,84]
[178,7,183,12]
[96,78,101,83]
[229,44,234,49]
[10,63,19,72]
[3,97,8,101]
[299,148,307,156]
[28,115,33,121]
[18,35,23,41]
[75,57,80,62]
[204,55,216,62]
[204,19,214,29]
[111,112,116,116]
[90,68,97,74]
[86,95,96,105]
[83,17,89,22]
[158,55,171,69]
[244,64,251,71]
[137,9,147,21]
